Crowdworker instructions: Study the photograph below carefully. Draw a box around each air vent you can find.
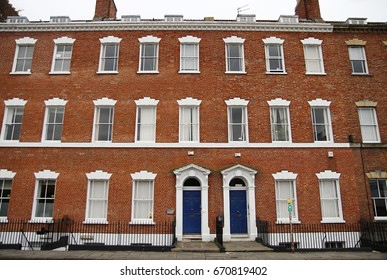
[6,16,29,23]
[50,16,71,23]
[121,15,141,22]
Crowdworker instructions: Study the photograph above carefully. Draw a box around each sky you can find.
[8,0,387,22]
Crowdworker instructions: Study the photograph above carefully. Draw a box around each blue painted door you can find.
[230,190,248,234]
[183,190,201,234]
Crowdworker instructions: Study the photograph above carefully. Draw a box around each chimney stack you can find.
[295,0,322,21]
[94,0,117,21]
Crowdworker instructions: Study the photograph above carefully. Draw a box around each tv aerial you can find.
[237,4,250,15]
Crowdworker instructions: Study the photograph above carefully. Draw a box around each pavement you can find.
[0,241,386,260]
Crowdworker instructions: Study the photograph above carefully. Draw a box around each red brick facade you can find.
[0,0,386,241]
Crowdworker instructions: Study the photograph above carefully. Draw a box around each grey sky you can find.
[8,0,387,22]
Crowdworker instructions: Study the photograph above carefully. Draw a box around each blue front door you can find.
[183,190,201,234]
[230,190,248,234]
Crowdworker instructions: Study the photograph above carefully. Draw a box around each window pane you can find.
[361,126,378,142]
[379,180,387,197]
[322,199,339,217]
[359,109,375,125]
[269,59,283,71]
[370,180,379,198]
[375,199,387,217]
[89,200,106,219]
[351,60,366,73]
[143,44,156,56]
[0,201,9,216]
[90,181,107,199]
[349,47,364,60]
[104,45,117,57]
[268,45,281,57]
[183,44,197,56]
[305,45,320,59]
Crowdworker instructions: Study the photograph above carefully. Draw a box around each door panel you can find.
[230,190,248,234]
[183,190,201,234]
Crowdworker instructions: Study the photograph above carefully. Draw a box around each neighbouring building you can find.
[0,0,386,249]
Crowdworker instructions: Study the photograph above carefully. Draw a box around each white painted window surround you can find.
[98,36,122,74]
[308,99,334,143]
[178,98,201,143]
[135,97,159,143]
[223,36,246,74]
[85,170,112,224]
[301,37,326,75]
[11,37,37,75]
[92,98,117,143]
[263,37,286,74]
[316,170,345,223]
[42,98,68,142]
[50,36,75,74]
[268,98,292,143]
[179,36,201,73]
[0,169,16,222]
[30,170,59,223]
[1,98,27,142]
[273,170,299,224]
[225,98,249,143]
[138,36,161,73]
[130,170,156,224]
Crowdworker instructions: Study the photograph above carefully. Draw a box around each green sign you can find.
[288,204,293,212]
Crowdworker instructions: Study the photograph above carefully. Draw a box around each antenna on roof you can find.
[237,4,250,15]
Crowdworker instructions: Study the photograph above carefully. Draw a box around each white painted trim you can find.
[44,98,68,106]
[138,35,161,43]
[177,97,201,106]
[131,170,157,180]
[135,97,159,106]
[86,170,112,180]
[15,37,37,45]
[272,170,298,180]
[93,97,117,107]
[225,98,249,106]
[301,37,323,45]
[263,36,284,44]
[316,170,341,180]
[99,36,122,44]
[4,98,27,106]
[0,21,334,33]
[178,36,201,44]
[267,98,290,107]
[0,142,352,148]
[34,170,59,179]
[53,36,75,44]
[223,36,245,44]
[0,169,16,179]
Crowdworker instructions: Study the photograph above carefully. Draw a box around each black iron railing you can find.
[256,218,387,251]
[0,219,176,251]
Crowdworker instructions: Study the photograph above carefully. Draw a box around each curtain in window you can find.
[319,180,340,218]
[358,108,379,142]
[271,107,289,141]
[181,44,198,71]
[137,107,156,141]
[133,181,153,220]
[275,180,296,220]
[88,180,108,219]
[304,45,322,73]
[180,107,199,142]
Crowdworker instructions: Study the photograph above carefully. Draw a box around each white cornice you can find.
[0,21,334,33]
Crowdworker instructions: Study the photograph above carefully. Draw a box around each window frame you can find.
[316,170,344,223]
[97,36,122,74]
[268,98,292,143]
[85,170,111,224]
[308,99,333,143]
[31,170,59,223]
[92,98,117,143]
[348,46,369,75]
[370,179,387,220]
[130,171,156,224]
[0,169,16,222]
[11,37,37,75]
[135,97,159,143]
[225,98,249,143]
[272,171,299,224]
[263,37,286,74]
[179,36,201,73]
[301,38,325,75]
[50,37,75,75]
[358,107,381,143]
[178,98,201,143]
[42,98,67,142]
[1,98,27,142]
[224,36,246,74]
[138,36,161,74]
